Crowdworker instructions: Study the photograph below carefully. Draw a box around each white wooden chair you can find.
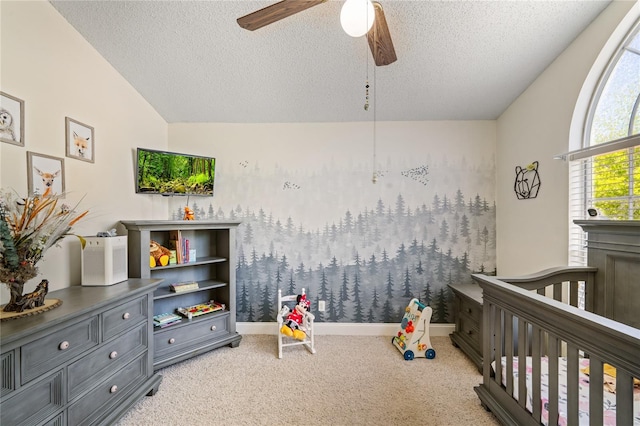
[277,288,316,359]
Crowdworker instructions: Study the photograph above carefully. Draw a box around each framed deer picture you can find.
[27,151,65,196]
[1,91,25,146]
[65,117,94,163]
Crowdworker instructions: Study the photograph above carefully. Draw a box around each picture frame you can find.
[0,91,25,146]
[27,151,65,196]
[65,117,94,163]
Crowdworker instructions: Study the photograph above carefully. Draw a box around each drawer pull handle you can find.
[467,308,472,313]
[122,312,131,320]
[110,385,118,394]
[169,338,176,344]
[109,351,118,359]
[59,341,70,350]
[467,330,474,335]
[210,325,217,331]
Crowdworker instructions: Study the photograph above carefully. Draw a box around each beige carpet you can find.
[116,335,499,426]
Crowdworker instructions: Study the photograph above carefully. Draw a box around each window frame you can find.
[567,17,640,268]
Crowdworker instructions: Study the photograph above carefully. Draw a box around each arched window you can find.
[568,18,639,265]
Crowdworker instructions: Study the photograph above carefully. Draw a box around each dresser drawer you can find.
[68,354,147,426]
[102,295,148,341]
[459,296,482,323]
[68,323,148,400]
[21,317,99,383]
[154,314,229,358]
[0,370,64,426]
[458,313,481,347]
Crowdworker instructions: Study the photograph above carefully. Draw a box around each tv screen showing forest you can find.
[136,148,215,196]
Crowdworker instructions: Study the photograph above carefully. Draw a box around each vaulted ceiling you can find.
[50,0,611,123]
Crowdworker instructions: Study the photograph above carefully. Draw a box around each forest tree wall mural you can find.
[169,121,496,325]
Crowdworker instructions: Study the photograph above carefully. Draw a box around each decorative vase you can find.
[1,187,87,320]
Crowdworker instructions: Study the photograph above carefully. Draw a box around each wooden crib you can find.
[472,221,640,425]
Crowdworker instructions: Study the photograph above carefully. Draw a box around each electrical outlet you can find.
[318,300,326,312]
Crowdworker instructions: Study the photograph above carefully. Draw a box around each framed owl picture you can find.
[0,91,25,146]
[65,117,94,163]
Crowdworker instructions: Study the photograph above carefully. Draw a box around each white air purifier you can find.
[81,236,128,286]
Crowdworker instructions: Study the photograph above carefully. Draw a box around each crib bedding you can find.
[496,356,640,426]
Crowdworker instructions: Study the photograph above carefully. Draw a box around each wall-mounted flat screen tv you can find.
[136,147,215,196]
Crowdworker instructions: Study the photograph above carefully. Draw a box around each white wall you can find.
[167,121,497,229]
[0,1,168,300]
[495,0,636,275]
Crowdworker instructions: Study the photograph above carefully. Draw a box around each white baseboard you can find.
[237,322,455,336]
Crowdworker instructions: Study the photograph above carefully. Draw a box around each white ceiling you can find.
[49,0,611,123]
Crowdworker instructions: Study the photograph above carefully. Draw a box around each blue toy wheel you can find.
[404,350,414,361]
[426,348,436,359]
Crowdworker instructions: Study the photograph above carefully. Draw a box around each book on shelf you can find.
[153,312,183,328]
[170,281,199,292]
[167,231,195,264]
[154,318,182,328]
[177,300,226,319]
[169,230,182,263]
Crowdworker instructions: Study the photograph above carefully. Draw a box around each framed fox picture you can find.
[65,117,94,163]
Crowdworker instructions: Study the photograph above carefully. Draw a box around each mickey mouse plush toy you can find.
[280,294,311,341]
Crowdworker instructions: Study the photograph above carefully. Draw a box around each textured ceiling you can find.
[49,0,611,123]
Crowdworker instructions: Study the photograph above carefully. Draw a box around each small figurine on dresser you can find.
[12,279,49,312]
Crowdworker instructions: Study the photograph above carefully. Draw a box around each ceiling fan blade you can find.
[367,2,397,66]
[237,0,327,31]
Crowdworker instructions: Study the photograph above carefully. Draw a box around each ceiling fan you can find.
[237,0,397,66]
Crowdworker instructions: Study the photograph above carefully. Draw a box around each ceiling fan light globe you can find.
[340,0,375,38]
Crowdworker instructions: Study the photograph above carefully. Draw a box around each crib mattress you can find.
[497,356,640,425]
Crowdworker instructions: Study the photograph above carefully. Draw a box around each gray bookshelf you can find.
[120,220,242,370]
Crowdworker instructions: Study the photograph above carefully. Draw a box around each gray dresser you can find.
[448,282,483,372]
[0,279,162,426]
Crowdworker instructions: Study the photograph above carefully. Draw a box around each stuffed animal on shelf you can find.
[149,240,171,267]
[183,206,195,220]
[280,294,311,341]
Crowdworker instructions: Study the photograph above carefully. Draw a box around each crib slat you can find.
[505,311,514,395]
[616,370,633,425]
[553,283,562,303]
[584,273,595,313]
[548,336,559,426]
[569,280,578,308]
[566,344,579,426]
[588,356,603,426]
[532,325,542,423]
[518,319,527,410]
[483,301,493,386]
[493,304,503,386]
